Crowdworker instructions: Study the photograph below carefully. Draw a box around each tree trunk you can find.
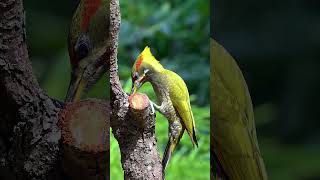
[0,0,61,179]
[0,0,110,179]
[109,0,163,179]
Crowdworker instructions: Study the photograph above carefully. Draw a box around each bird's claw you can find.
[150,101,156,116]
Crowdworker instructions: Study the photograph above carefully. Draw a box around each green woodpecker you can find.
[131,47,198,170]
[211,38,267,179]
[65,0,110,102]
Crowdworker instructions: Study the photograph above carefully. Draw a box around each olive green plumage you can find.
[211,38,267,180]
[65,0,110,102]
[131,47,198,170]
[68,0,109,53]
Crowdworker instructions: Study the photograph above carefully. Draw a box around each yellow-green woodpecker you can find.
[131,47,198,170]
[65,0,109,102]
[211,38,267,179]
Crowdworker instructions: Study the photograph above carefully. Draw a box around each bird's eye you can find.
[144,69,150,74]
[75,34,91,60]
[76,42,89,60]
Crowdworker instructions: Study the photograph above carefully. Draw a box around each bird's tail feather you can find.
[162,140,174,171]
[192,128,198,147]
[162,129,185,170]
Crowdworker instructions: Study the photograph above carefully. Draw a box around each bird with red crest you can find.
[65,0,110,102]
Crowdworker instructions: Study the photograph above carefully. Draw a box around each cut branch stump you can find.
[59,99,110,180]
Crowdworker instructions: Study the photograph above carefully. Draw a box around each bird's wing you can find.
[211,39,267,180]
[165,70,198,146]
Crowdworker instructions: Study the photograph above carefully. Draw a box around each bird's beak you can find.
[65,71,88,102]
[130,74,146,95]
[131,80,140,95]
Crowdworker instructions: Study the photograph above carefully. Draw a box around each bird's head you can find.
[131,47,164,94]
[65,0,109,102]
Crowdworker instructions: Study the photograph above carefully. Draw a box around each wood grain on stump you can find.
[129,93,150,111]
[129,93,151,128]
[59,99,110,180]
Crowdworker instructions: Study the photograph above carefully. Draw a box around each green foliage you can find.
[110,133,122,179]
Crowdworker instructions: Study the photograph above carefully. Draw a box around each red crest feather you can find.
[82,0,102,31]
[136,54,144,71]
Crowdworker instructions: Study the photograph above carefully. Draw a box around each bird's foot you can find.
[149,101,156,116]
[150,101,163,116]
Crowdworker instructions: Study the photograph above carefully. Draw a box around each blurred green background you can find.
[24,0,210,179]
[213,0,320,179]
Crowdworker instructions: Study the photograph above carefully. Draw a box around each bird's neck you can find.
[148,71,170,104]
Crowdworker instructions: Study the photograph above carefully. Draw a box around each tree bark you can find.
[0,1,110,180]
[109,0,163,179]
[0,0,61,179]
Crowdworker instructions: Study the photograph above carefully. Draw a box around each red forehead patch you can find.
[82,0,102,31]
[135,54,144,71]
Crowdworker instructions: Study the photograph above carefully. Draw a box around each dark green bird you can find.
[65,0,110,102]
[211,38,268,180]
